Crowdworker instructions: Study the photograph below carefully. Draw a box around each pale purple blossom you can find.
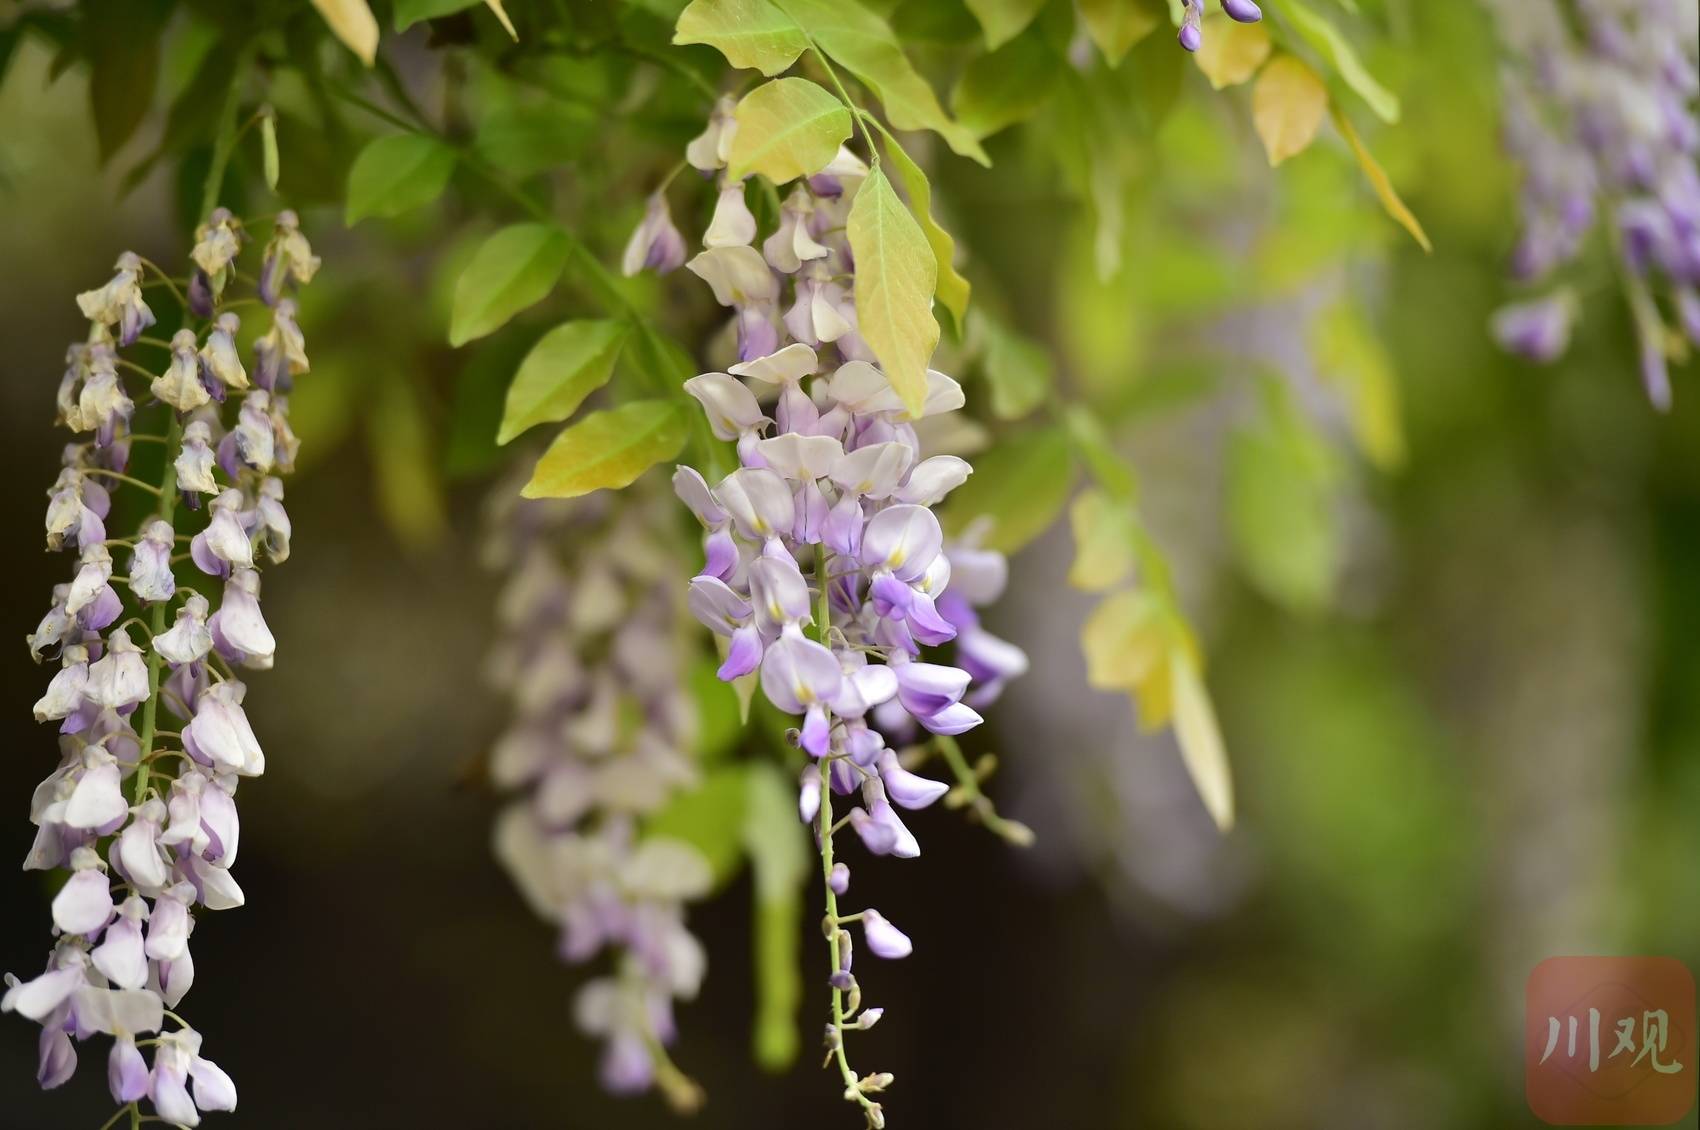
[7,212,312,1125]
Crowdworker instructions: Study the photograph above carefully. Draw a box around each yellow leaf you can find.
[1068,488,1136,592]
[1193,17,1271,90]
[312,0,379,65]
[728,78,853,183]
[1080,590,1168,694]
[520,400,687,499]
[1251,55,1327,167]
[1169,649,1234,831]
[485,0,518,39]
[1331,104,1432,253]
[847,166,939,417]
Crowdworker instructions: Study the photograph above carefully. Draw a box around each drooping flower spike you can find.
[6,211,316,1127]
[484,478,711,1112]
[632,105,1029,1126]
[1485,0,1700,407]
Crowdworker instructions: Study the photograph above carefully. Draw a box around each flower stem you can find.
[130,414,181,807]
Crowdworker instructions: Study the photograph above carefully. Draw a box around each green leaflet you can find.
[848,166,939,418]
[520,399,688,499]
[773,0,989,165]
[675,0,808,75]
[951,26,1062,139]
[963,0,1048,49]
[974,307,1052,419]
[1277,0,1400,123]
[743,763,807,1070]
[943,425,1076,553]
[496,319,629,445]
[448,224,569,347]
[875,129,971,329]
[1076,0,1164,66]
[644,765,750,889]
[345,134,457,224]
[1225,381,1340,615]
[728,77,853,183]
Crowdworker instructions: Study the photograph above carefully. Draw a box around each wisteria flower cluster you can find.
[4,209,316,1126]
[1178,0,1264,53]
[626,108,1028,1126]
[484,479,712,1111]
[1486,0,1700,406]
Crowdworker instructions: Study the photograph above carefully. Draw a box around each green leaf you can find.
[964,0,1048,48]
[346,134,457,225]
[774,0,989,165]
[743,764,808,1070]
[848,166,939,417]
[1331,104,1432,253]
[689,657,744,764]
[1225,382,1338,614]
[392,0,480,30]
[951,27,1061,139]
[1075,0,1164,66]
[675,0,809,75]
[975,309,1051,419]
[645,765,749,888]
[1310,300,1404,470]
[449,224,569,347]
[1170,648,1234,830]
[474,106,593,178]
[86,0,170,163]
[1278,0,1399,123]
[877,132,971,328]
[497,320,629,445]
[521,399,688,499]
[944,425,1075,553]
[728,77,853,183]
[367,375,448,550]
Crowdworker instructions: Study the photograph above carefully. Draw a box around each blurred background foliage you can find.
[1,0,1696,1126]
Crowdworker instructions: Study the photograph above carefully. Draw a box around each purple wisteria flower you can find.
[1178,0,1263,53]
[484,481,710,1111]
[632,108,1029,1126]
[5,212,315,1126]
[1486,0,1700,407]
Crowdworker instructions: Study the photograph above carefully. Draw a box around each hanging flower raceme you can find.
[631,115,1028,1127]
[6,211,315,1127]
[484,479,711,1112]
[1485,0,1700,407]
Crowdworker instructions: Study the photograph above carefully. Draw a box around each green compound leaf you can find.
[848,165,939,418]
[521,399,688,499]
[449,223,569,347]
[345,134,457,225]
[675,0,808,75]
[775,0,989,165]
[496,319,630,445]
[728,77,853,183]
